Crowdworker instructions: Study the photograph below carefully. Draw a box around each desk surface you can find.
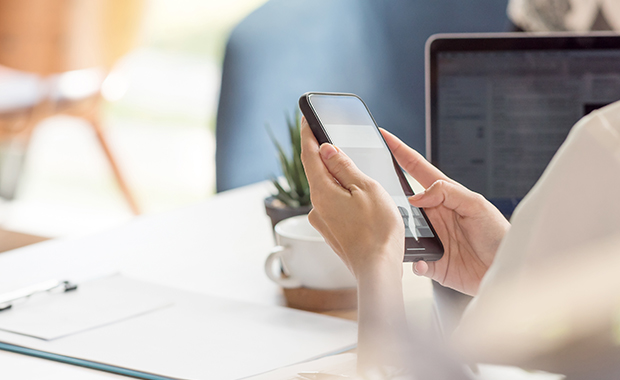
[0,181,433,379]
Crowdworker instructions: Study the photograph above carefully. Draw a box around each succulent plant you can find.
[266,112,311,208]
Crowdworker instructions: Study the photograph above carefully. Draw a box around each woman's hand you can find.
[381,129,510,296]
[299,117,508,373]
[300,118,404,279]
[301,118,410,372]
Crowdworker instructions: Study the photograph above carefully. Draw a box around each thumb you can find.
[319,143,368,190]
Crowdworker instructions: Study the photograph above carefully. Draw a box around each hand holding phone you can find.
[299,92,444,262]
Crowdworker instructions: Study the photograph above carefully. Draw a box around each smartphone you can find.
[299,92,444,262]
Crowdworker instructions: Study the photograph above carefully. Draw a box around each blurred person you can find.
[300,102,620,378]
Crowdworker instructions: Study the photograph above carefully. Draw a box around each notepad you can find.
[0,275,171,340]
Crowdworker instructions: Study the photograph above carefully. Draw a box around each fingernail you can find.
[412,263,419,275]
[320,144,338,160]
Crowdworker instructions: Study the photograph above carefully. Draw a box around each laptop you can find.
[426,32,620,216]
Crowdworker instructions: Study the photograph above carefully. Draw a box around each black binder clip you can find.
[0,279,79,313]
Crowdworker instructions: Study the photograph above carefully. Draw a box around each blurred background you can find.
[0,0,514,240]
[8,0,606,240]
[0,0,267,238]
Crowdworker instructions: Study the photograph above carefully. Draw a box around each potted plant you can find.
[264,113,312,229]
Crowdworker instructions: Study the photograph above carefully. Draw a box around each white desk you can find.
[1,182,279,303]
[0,181,432,379]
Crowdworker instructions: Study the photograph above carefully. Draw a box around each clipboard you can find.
[0,275,172,341]
[0,275,357,380]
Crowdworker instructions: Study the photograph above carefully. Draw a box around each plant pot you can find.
[264,195,312,229]
[282,286,357,312]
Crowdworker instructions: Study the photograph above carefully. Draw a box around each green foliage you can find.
[266,113,311,208]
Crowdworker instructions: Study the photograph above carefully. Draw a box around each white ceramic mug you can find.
[265,215,356,289]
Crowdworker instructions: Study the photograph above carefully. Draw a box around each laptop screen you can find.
[428,34,620,216]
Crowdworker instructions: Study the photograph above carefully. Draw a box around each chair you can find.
[215,0,511,192]
[0,0,143,214]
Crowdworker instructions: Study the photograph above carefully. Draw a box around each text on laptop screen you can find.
[435,49,620,215]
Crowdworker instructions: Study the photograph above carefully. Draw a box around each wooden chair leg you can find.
[89,115,141,215]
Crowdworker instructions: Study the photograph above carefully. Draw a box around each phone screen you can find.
[308,94,434,240]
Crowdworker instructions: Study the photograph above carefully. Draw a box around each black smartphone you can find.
[299,92,444,262]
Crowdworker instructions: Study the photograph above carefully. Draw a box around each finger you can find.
[380,128,449,188]
[319,143,370,191]
[409,179,486,218]
[300,118,343,194]
[412,260,436,279]
[412,260,428,275]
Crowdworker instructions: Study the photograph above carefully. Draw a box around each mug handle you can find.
[264,246,302,288]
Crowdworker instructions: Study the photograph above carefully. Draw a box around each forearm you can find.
[356,257,410,372]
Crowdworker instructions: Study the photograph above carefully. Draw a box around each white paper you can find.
[0,275,172,340]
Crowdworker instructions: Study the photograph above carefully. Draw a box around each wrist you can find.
[355,250,403,286]
[355,247,408,370]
